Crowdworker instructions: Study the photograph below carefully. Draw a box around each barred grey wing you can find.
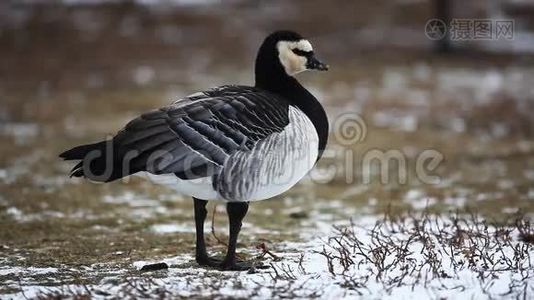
[111,85,291,180]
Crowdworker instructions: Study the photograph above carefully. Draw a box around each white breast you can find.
[213,106,319,201]
[249,107,318,201]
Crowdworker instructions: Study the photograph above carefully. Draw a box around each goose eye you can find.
[291,48,312,57]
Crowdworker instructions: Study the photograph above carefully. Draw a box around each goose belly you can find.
[242,136,319,201]
[139,173,219,200]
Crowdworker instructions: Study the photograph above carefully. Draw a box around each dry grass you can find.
[315,209,534,298]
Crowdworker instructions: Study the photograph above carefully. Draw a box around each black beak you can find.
[306,56,329,71]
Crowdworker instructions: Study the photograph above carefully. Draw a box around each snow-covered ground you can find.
[2,211,533,299]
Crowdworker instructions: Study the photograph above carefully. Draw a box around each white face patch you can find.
[277,39,313,76]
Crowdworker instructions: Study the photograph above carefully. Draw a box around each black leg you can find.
[193,197,220,267]
[220,201,250,271]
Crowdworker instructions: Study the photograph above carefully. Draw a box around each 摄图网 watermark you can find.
[425,19,514,41]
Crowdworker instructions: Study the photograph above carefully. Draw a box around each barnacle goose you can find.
[60,30,329,271]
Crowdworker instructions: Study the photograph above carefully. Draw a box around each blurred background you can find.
[1,0,534,297]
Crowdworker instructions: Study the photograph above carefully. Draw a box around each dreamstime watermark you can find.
[310,111,443,186]
[425,18,514,41]
[310,146,443,186]
[73,112,445,188]
[333,112,367,145]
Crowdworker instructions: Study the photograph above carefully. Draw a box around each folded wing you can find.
[59,86,290,182]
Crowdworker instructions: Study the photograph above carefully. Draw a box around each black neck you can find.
[254,49,329,160]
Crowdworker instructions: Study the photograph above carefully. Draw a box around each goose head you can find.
[255,30,328,87]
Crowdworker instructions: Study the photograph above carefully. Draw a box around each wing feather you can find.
[69,85,291,181]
